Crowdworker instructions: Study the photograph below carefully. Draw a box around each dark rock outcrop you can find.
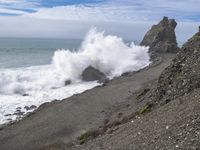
[155,27,200,103]
[24,105,37,111]
[141,16,179,53]
[81,66,108,83]
[64,80,71,86]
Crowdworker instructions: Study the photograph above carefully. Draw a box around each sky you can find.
[0,0,199,42]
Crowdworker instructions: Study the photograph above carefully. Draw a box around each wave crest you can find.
[53,28,150,81]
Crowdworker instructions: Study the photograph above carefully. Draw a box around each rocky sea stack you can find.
[141,16,179,53]
[155,27,200,103]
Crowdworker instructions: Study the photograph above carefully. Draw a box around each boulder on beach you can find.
[81,66,108,83]
[141,16,179,53]
[155,27,200,103]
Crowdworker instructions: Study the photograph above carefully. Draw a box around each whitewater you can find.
[0,28,150,124]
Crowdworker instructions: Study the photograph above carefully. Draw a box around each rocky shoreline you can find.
[1,17,200,150]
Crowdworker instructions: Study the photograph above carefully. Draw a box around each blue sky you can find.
[0,0,105,15]
[0,0,199,42]
[0,0,200,22]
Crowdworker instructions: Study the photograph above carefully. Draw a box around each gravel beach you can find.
[0,54,175,150]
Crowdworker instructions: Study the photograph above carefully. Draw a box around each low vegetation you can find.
[140,103,154,115]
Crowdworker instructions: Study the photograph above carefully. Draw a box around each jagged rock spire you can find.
[141,16,179,53]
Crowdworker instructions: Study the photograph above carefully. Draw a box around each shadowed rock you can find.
[81,66,108,83]
[22,94,29,97]
[141,16,179,53]
[24,105,37,111]
[13,110,24,116]
[64,80,71,86]
[155,27,200,103]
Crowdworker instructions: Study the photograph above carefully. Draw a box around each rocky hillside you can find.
[67,20,200,150]
[141,16,179,53]
[155,27,200,103]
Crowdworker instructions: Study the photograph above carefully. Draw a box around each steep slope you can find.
[70,89,200,150]
[156,27,200,103]
[68,28,200,150]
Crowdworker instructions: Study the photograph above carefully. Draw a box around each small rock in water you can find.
[64,80,71,86]
[13,111,24,116]
[30,105,37,110]
[24,105,37,111]
[24,106,29,110]
[22,93,29,96]
[16,107,21,110]
[6,118,12,121]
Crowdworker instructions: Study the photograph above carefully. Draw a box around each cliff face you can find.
[141,16,179,53]
[155,27,200,103]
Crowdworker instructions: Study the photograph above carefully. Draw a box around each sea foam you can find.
[0,28,150,124]
[53,28,150,80]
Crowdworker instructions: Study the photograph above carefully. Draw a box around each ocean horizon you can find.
[0,37,82,69]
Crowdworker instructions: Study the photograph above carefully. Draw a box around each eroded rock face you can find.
[141,16,179,53]
[81,66,108,83]
[155,27,200,103]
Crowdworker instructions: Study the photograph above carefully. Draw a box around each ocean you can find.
[0,28,151,124]
[0,38,81,69]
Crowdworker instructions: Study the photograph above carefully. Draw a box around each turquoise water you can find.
[0,38,81,69]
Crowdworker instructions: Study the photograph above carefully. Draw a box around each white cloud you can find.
[0,0,24,3]
[22,0,200,22]
[24,5,143,22]
[0,8,28,15]
[0,16,152,40]
[0,15,199,44]
[0,0,199,42]
[0,0,39,12]
[0,0,37,5]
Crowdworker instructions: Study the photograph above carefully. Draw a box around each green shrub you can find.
[140,103,153,115]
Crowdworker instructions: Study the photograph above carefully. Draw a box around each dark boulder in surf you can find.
[64,80,71,86]
[81,66,108,83]
[24,105,37,111]
[141,16,179,53]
